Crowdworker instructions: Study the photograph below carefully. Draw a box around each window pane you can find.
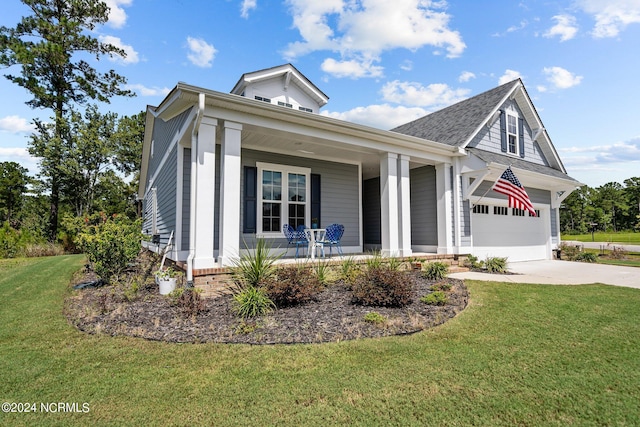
[508,115,517,134]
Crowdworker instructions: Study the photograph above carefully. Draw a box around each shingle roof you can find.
[391,79,519,147]
[467,148,580,183]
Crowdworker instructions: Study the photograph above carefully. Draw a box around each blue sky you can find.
[1,0,639,188]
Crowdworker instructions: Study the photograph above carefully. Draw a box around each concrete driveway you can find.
[450,260,640,288]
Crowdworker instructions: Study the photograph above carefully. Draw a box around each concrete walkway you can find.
[450,260,640,289]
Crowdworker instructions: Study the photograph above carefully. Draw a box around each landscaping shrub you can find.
[423,261,449,281]
[75,213,142,283]
[363,312,387,324]
[339,257,361,287]
[232,286,275,318]
[263,266,324,307]
[351,266,415,307]
[386,257,404,271]
[173,288,206,317]
[431,281,452,292]
[559,243,581,261]
[485,256,508,273]
[421,291,448,306]
[575,252,598,263]
[464,254,483,269]
[609,245,628,260]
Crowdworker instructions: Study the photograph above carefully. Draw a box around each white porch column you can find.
[193,116,217,269]
[397,155,412,257]
[380,153,399,257]
[218,121,242,267]
[435,162,454,254]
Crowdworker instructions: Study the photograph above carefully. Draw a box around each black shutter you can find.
[518,117,525,158]
[311,174,321,228]
[243,166,257,233]
[499,110,507,153]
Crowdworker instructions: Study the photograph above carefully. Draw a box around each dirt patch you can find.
[65,267,468,345]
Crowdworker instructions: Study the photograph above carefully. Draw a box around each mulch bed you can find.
[65,270,469,345]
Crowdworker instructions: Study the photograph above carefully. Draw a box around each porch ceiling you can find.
[239,124,437,180]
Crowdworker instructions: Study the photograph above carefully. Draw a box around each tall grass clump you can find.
[423,261,449,281]
[232,238,280,288]
[485,256,508,273]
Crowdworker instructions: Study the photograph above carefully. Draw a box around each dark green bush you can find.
[263,266,324,307]
[485,256,508,273]
[421,291,448,306]
[351,266,415,307]
[423,261,449,281]
[575,252,598,263]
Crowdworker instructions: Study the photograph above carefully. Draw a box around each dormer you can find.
[230,63,329,114]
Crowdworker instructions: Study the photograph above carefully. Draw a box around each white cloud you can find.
[576,0,640,38]
[321,57,384,78]
[560,136,640,165]
[0,115,35,133]
[99,35,139,64]
[400,60,413,71]
[544,14,578,41]
[186,37,217,68]
[458,71,475,82]
[498,69,523,85]
[321,104,427,129]
[241,0,257,18]
[0,147,40,175]
[283,0,466,62]
[104,0,132,29]
[543,66,583,89]
[126,84,171,97]
[381,80,470,108]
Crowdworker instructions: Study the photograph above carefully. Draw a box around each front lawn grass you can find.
[1,256,639,426]
[562,231,640,244]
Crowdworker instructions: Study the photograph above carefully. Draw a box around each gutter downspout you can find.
[186,93,206,287]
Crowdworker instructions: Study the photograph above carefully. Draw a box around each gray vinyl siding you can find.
[145,107,193,191]
[240,149,360,249]
[363,177,381,245]
[467,100,549,166]
[181,148,191,251]
[152,144,177,246]
[409,166,437,246]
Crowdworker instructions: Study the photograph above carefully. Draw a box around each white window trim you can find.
[506,111,519,156]
[256,162,311,237]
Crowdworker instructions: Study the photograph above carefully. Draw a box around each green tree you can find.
[623,177,640,229]
[62,105,117,216]
[0,0,133,240]
[0,161,30,223]
[594,182,628,232]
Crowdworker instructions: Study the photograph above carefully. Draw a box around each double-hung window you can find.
[257,162,310,235]
[507,113,518,155]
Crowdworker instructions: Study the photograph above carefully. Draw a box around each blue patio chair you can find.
[323,224,344,257]
[283,224,307,258]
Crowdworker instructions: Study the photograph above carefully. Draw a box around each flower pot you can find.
[158,277,177,295]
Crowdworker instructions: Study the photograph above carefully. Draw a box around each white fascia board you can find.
[487,161,582,191]
[138,106,157,199]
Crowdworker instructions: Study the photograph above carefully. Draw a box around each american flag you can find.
[492,167,537,216]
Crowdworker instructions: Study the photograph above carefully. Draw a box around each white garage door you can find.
[472,204,548,262]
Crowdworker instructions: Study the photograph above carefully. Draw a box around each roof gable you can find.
[230,63,329,111]
[391,79,567,173]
